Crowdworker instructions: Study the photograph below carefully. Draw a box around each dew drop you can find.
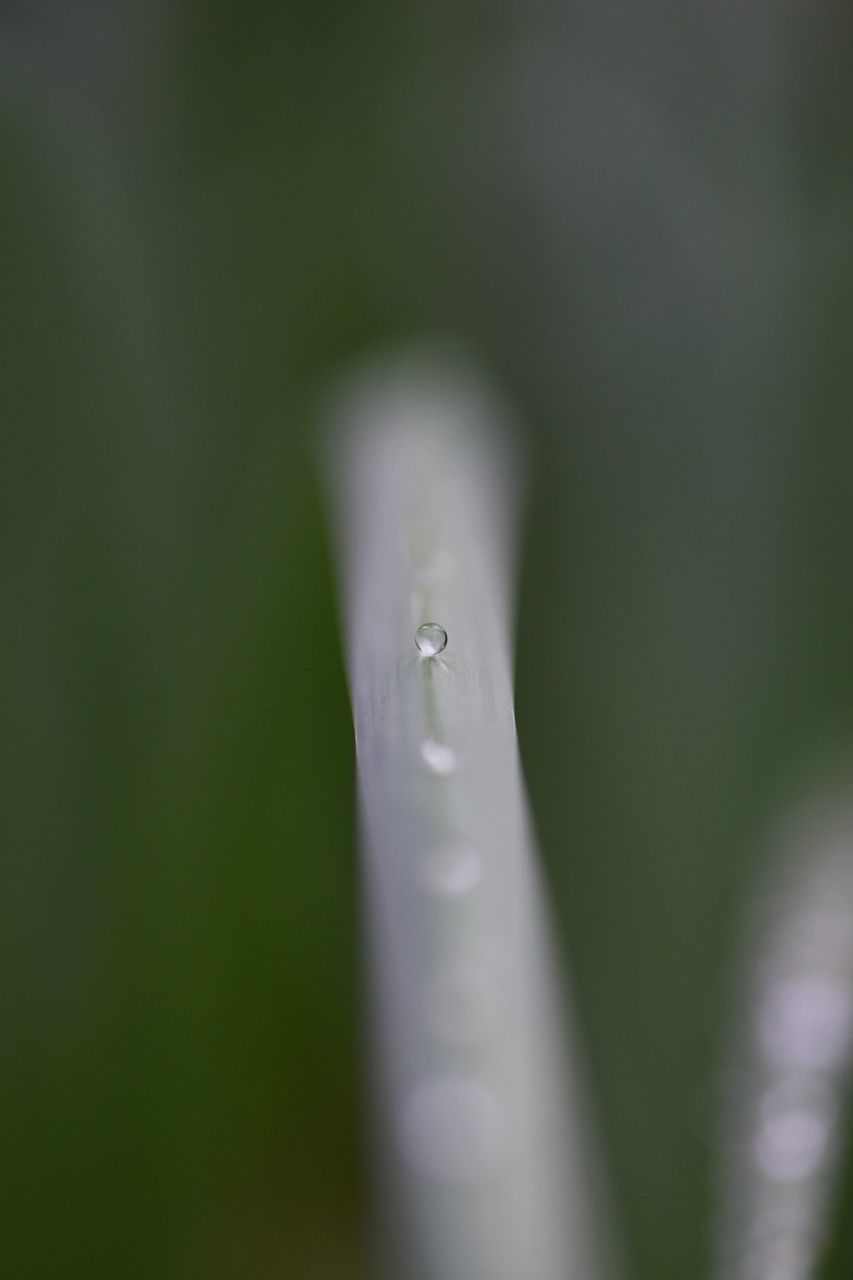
[415,622,448,657]
[759,977,853,1070]
[420,738,457,776]
[398,1076,503,1184]
[418,842,483,896]
[755,1108,830,1182]
[754,1077,836,1183]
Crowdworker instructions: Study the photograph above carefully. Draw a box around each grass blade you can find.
[712,779,853,1279]
[323,345,618,1280]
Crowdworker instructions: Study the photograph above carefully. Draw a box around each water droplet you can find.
[759,978,853,1070]
[415,622,448,657]
[420,738,457,776]
[418,842,483,896]
[740,1235,818,1280]
[398,1076,503,1183]
[755,1109,830,1182]
[754,1078,836,1183]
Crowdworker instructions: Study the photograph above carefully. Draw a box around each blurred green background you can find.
[3,1,853,1276]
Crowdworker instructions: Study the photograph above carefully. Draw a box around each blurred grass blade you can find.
[712,778,853,1280]
[324,345,618,1280]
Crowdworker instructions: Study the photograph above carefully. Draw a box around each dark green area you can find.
[3,2,853,1276]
